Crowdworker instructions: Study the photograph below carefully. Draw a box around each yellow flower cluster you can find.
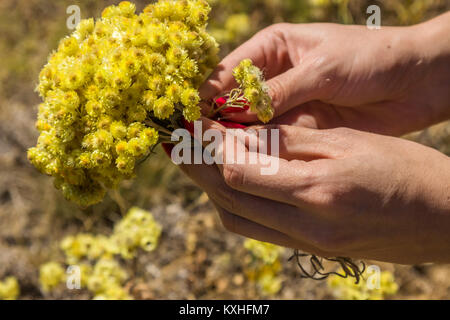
[233,59,273,123]
[328,269,399,300]
[112,207,162,259]
[0,277,20,300]
[244,239,284,295]
[28,0,219,207]
[244,238,284,265]
[88,258,130,300]
[61,234,115,264]
[39,262,66,293]
[39,259,131,300]
[61,207,161,262]
[39,207,161,299]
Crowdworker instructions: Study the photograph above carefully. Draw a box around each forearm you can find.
[427,156,450,262]
[405,145,450,263]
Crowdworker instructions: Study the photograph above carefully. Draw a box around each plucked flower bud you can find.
[233,59,274,123]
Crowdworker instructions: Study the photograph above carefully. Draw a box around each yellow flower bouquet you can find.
[27,0,273,207]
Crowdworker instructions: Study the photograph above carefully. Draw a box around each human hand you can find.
[200,13,450,136]
[179,119,450,264]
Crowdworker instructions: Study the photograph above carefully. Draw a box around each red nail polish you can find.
[221,105,250,114]
[217,120,247,129]
[218,96,250,114]
[215,96,228,107]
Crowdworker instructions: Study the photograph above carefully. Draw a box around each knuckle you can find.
[261,23,290,37]
[308,56,341,101]
[293,164,341,207]
[267,77,286,109]
[208,78,222,91]
[222,164,245,190]
[258,124,284,141]
[318,128,356,157]
[278,125,299,146]
[292,162,318,188]
[327,127,356,137]
[312,184,339,208]
[205,78,223,97]
[264,123,284,132]
[275,124,289,135]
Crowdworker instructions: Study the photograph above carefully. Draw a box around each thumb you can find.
[198,24,293,115]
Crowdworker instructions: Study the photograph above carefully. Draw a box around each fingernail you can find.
[215,96,228,107]
[221,105,250,114]
[216,121,247,129]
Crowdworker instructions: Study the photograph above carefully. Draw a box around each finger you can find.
[176,116,251,171]
[195,119,331,208]
[237,125,347,161]
[179,159,322,241]
[269,102,320,128]
[212,202,331,256]
[180,156,337,257]
[199,25,292,113]
[220,151,334,209]
[222,64,329,123]
[180,162,298,234]
[196,117,246,169]
[212,201,297,248]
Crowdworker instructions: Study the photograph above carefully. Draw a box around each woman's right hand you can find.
[200,12,450,136]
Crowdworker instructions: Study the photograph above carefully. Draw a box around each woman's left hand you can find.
[178,119,450,264]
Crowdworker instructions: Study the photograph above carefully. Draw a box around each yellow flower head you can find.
[39,262,66,292]
[29,0,218,206]
[0,277,20,300]
[112,207,162,259]
[233,59,273,123]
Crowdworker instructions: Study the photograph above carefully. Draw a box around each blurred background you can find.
[0,0,449,299]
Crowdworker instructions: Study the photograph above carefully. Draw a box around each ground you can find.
[0,0,449,300]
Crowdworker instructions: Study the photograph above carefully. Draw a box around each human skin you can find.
[179,13,450,264]
[201,12,450,135]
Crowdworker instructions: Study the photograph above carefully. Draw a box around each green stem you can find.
[145,119,173,136]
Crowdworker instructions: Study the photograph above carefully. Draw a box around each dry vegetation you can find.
[0,0,449,299]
